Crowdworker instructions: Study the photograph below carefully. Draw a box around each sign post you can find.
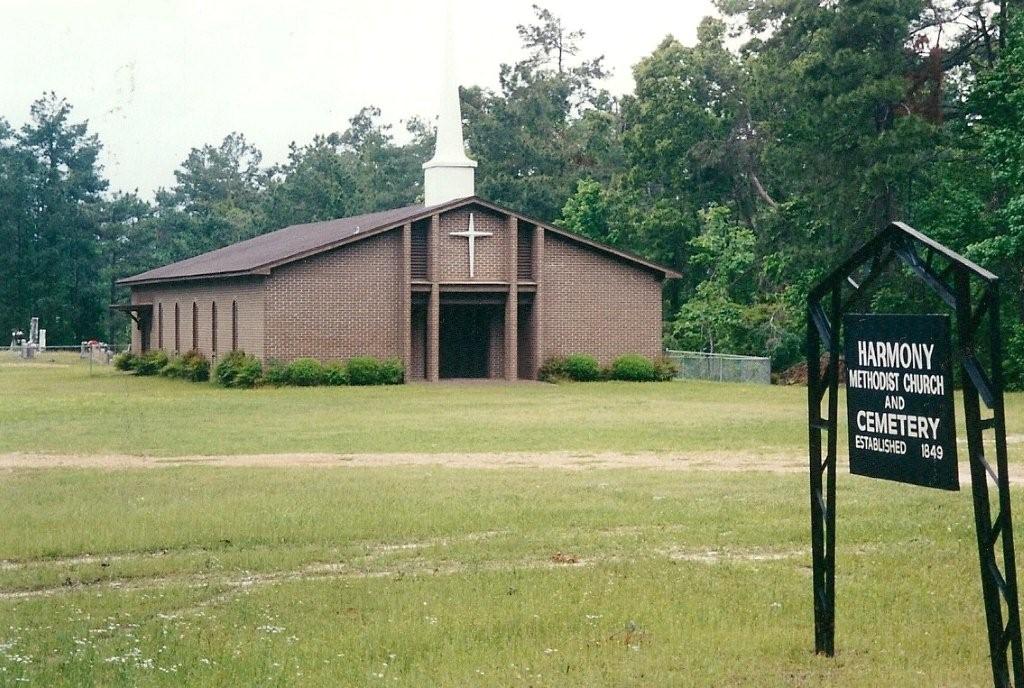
[807,222,1023,686]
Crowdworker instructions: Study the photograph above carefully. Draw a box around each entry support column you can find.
[529,224,544,379]
[505,216,518,381]
[400,222,412,368]
[426,214,440,382]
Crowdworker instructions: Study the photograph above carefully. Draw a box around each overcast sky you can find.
[1,0,717,197]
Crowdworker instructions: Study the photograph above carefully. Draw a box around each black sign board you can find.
[844,313,958,491]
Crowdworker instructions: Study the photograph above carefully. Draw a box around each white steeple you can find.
[423,5,476,206]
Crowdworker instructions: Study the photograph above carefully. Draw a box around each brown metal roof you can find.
[118,196,681,286]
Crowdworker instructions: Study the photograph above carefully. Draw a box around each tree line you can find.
[1,1,1022,386]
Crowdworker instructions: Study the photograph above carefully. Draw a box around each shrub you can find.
[323,361,349,386]
[538,357,569,382]
[540,354,602,382]
[160,351,209,382]
[179,350,210,382]
[346,356,383,386]
[134,350,169,376]
[376,358,405,385]
[262,360,290,386]
[214,350,262,389]
[345,356,404,386]
[653,356,680,382]
[284,358,325,386]
[609,354,660,382]
[113,352,138,371]
[159,356,184,379]
[563,354,602,382]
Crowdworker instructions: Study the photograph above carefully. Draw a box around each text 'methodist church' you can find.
[117,50,680,381]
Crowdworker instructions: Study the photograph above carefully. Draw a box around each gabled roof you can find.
[118,196,681,286]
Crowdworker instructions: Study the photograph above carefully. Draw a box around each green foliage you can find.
[214,351,262,389]
[610,354,661,382]
[557,179,610,241]
[376,358,405,386]
[160,350,210,382]
[540,354,615,383]
[346,356,404,386]
[563,354,602,381]
[283,358,326,387]
[112,352,138,371]
[345,357,380,386]
[133,351,169,376]
[262,360,290,386]
[1006,323,1024,393]
[323,362,349,386]
[261,356,401,387]
[462,5,620,221]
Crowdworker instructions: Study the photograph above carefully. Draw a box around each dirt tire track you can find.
[1,451,1021,485]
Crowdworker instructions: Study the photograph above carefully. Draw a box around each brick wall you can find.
[130,277,265,361]
[263,231,404,363]
[436,206,511,282]
[540,233,663,365]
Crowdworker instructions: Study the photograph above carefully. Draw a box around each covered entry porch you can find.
[408,285,538,381]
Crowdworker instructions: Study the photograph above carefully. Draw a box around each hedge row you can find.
[262,356,404,387]
[113,350,209,381]
[114,350,404,389]
[539,353,678,383]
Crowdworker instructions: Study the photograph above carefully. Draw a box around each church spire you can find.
[423,5,476,206]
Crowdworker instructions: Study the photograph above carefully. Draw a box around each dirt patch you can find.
[2,450,1022,487]
[0,450,807,472]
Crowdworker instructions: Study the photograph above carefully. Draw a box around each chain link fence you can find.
[664,350,772,385]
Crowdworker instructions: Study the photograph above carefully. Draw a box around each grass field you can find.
[1,356,1023,686]
[2,355,1022,459]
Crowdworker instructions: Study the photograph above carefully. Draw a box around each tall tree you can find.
[97,192,153,343]
[150,132,266,265]
[463,5,621,222]
[12,94,108,343]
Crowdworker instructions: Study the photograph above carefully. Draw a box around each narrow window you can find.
[192,302,198,351]
[410,223,428,279]
[174,304,180,353]
[157,303,164,349]
[231,300,238,351]
[211,302,218,356]
[517,225,534,280]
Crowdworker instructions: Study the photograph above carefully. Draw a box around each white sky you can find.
[0,0,717,197]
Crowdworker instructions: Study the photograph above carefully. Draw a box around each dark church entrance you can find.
[439,303,502,379]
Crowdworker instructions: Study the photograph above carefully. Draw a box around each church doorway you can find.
[439,303,502,379]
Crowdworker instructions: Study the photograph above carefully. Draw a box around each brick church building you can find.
[117,57,679,381]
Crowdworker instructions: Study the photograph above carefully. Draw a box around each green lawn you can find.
[1,355,1022,459]
[0,468,1006,686]
[1,357,1023,686]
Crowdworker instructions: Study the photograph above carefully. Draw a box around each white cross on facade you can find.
[449,212,492,278]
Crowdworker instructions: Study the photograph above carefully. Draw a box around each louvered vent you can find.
[411,225,428,279]
[517,226,534,280]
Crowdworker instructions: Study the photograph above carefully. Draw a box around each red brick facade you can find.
[541,234,663,364]
[264,232,404,362]
[127,200,671,379]
[130,277,265,362]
